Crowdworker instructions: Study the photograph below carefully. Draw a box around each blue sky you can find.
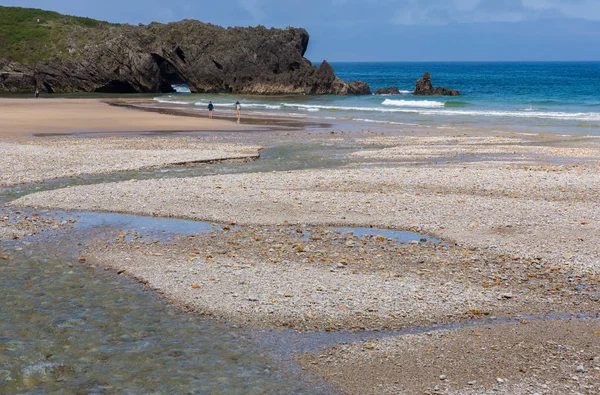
[3,0,600,61]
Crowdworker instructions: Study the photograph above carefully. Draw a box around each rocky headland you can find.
[414,72,460,96]
[0,6,370,95]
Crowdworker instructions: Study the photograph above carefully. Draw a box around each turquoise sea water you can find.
[162,62,600,135]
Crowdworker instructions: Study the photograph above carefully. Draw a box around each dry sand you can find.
[0,99,261,187]
[0,98,244,140]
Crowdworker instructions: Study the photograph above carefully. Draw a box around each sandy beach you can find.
[0,99,262,187]
[3,98,600,394]
[0,98,245,140]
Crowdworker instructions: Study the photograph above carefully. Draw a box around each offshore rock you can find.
[0,17,370,95]
[374,86,401,95]
[414,72,460,96]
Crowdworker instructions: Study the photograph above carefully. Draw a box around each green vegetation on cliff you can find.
[0,6,114,63]
[1,6,369,95]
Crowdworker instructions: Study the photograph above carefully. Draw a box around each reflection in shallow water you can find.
[69,211,225,242]
[330,227,444,246]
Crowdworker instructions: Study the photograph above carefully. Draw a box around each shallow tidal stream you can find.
[1,143,356,394]
[0,238,320,394]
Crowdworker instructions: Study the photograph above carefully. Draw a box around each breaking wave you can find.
[153,96,600,122]
[382,99,445,108]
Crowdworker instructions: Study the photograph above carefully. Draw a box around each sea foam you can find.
[171,84,191,93]
[154,97,191,105]
[382,99,445,108]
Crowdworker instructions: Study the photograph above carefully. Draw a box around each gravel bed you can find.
[82,224,598,331]
[297,319,600,394]
[14,164,600,275]
[0,137,261,187]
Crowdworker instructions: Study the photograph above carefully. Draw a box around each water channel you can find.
[2,142,361,394]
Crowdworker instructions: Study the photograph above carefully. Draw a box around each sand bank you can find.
[81,222,597,332]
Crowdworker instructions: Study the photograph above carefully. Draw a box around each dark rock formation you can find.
[414,72,460,96]
[0,18,370,95]
[374,86,401,95]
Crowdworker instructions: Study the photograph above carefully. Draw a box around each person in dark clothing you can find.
[35,89,39,99]
[207,101,214,119]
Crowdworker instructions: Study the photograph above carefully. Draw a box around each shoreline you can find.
[105,98,334,131]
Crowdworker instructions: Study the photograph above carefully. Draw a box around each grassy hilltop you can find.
[0,6,114,63]
[0,6,368,95]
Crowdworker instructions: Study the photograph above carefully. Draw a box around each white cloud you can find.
[522,0,600,21]
[391,0,528,25]
[390,0,600,25]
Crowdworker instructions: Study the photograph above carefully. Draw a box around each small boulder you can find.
[374,86,401,95]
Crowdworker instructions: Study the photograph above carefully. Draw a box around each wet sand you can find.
[4,98,600,394]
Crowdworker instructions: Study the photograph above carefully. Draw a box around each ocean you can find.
[160,62,600,135]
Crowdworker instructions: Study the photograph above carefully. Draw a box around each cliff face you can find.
[0,9,370,95]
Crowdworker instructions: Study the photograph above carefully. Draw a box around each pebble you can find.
[439,374,447,380]
[496,378,504,384]
[576,364,586,373]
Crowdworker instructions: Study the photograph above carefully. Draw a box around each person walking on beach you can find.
[35,88,39,99]
[235,101,241,123]
[207,101,214,119]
